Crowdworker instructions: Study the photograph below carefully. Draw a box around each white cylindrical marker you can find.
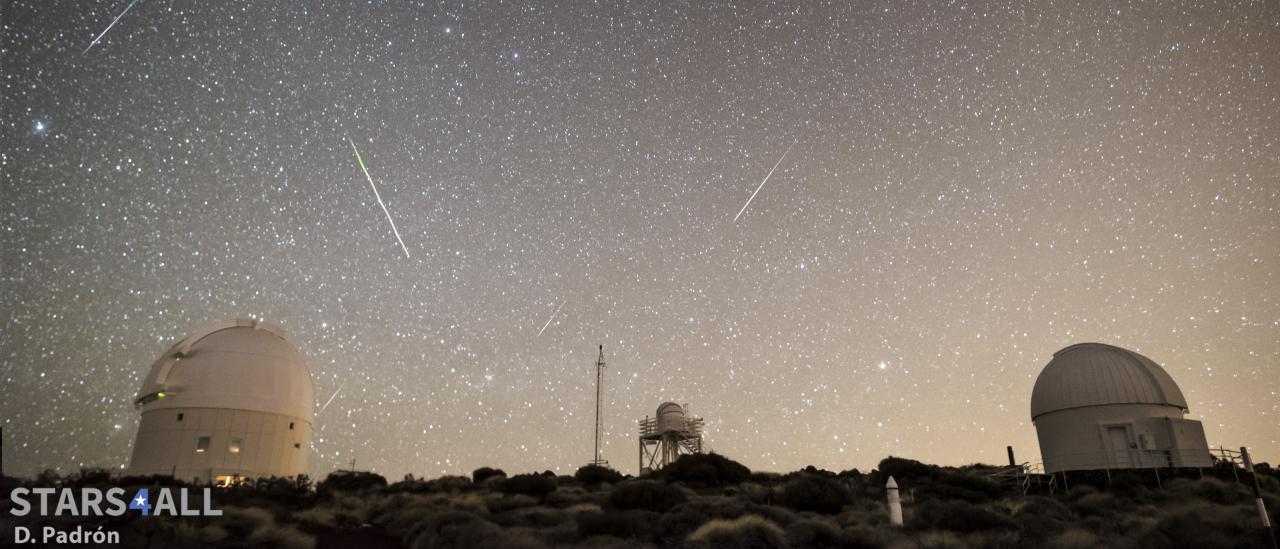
[886,475,903,527]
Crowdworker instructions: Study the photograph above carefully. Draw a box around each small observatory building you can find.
[128,319,314,485]
[1030,343,1213,473]
[638,402,704,474]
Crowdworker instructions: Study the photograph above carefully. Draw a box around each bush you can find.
[499,474,557,501]
[473,467,508,484]
[409,509,504,549]
[1166,477,1249,505]
[575,464,625,486]
[659,453,752,486]
[926,472,1001,503]
[1011,496,1074,544]
[688,515,787,548]
[1141,503,1261,549]
[907,499,1016,532]
[608,480,688,512]
[784,518,843,549]
[876,457,936,483]
[317,471,387,496]
[222,506,316,549]
[576,510,659,542]
[776,476,850,514]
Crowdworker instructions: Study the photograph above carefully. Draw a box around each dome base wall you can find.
[1035,404,1213,474]
[128,407,312,484]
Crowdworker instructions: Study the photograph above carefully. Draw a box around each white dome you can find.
[134,319,314,421]
[1030,343,1188,420]
[656,402,686,434]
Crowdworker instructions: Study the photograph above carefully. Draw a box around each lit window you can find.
[196,437,210,453]
[228,439,242,454]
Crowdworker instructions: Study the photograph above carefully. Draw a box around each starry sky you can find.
[2,1,1278,480]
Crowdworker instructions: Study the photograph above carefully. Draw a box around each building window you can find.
[177,413,184,422]
[289,422,295,430]
[196,437,210,453]
[294,443,301,449]
[228,438,242,454]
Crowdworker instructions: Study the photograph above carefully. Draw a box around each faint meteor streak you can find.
[733,141,797,223]
[348,137,411,258]
[318,385,343,415]
[83,0,142,55]
[536,301,564,337]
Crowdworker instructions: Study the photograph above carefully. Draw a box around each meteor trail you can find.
[83,0,142,55]
[733,141,797,223]
[348,138,411,258]
[537,301,564,337]
[318,385,343,415]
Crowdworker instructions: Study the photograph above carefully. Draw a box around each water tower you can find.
[638,402,704,474]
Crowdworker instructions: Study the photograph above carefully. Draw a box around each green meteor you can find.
[348,137,411,258]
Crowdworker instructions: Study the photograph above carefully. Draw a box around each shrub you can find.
[776,476,850,514]
[1011,495,1074,542]
[500,474,557,501]
[876,457,935,484]
[1166,477,1248,505]
[411,510,504,549]
[576,509,659,542]
[317,471,387,496]
[575,464,625,486]
[473,467,508,484]
[926,472,1001,503]
[784,518,843,549]
[907,499,1016,532]
[657,502,714,541]
[608,480,688,512]
[659,453,752,486]
[425,475,473,493]
[688,515,787,548]
[509,507,572,529]
[1047,528,1100,549]
[222,506,316,549]
[485,493,539,513]
[1141,503,1260,549]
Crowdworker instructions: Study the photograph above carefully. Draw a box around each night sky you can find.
[2,1,1278,480]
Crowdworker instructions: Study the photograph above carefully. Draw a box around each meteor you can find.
[83,0,142,55]
[537,301,564,337]
[348,138,411,258]
[318,385,343,415]
[733,141,797,223]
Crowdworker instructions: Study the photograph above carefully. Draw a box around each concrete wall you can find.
[129,407,311,483]
[1034,403,1212,473]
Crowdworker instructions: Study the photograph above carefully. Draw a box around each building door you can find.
[1106,426,1133,468]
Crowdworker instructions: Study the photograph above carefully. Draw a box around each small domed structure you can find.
[638,402,704,474]
[655,402,687,434]
[128,319,314,485]
[1031,343,1212,473]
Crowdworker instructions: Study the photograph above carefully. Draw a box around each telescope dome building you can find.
[1030,343,1213,473]
[128,319,314,485]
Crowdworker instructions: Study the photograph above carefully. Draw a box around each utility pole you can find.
[1241,447,1278,549]
[592,345,607,466]
[1,425,5,478]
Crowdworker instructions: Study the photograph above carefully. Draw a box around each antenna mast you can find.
[592,345,608,466]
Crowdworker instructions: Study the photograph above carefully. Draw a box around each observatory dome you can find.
[129,319,314,484]
[135,319,314,421]
[1030,342,1187,421]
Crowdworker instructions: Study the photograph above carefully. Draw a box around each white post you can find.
[886,475,903,527]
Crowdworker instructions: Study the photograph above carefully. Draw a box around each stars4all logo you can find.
[128,488,152,516]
